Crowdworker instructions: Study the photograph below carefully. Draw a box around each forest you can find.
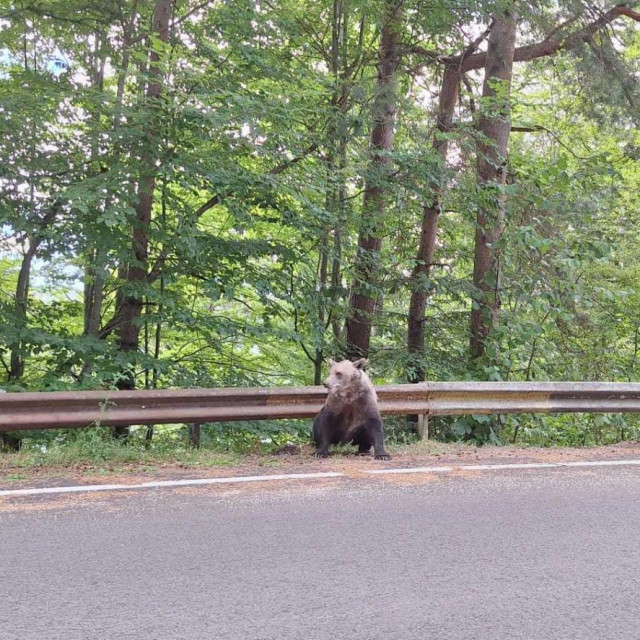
[1,0,640,452]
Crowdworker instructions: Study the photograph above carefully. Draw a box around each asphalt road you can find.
[2,466,640,640]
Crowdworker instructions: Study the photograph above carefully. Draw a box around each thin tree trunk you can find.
[330,133,346,341]
[114,1,138,125]
[345,0,402,359]
[3,209,53,449]
[7,203,57,383]
[80,246,107,382]
[315,224,330,385]
[145,277,164,443]
[328,0,346,345]
[8,250,35,383]
[146,180,168,442]
[84,251,105,339]
[8,19,39,385]
[81,34,109,380]
[314,0,338,381]
[2,248,37,451]
[3,20,58,452]
[406,65,459,382]
[315,1,358,363]
[469,6,518,365]
[81,5,140,384]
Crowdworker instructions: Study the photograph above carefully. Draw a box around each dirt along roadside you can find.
[2,440,640,493]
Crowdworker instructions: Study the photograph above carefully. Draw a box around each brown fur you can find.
[312,359,391,459]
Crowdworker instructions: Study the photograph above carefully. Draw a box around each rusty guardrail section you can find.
[3,382,640,431]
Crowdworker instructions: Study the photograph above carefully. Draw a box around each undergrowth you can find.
[1,413,638,472]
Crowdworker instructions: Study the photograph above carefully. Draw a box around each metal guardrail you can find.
[2,382,640,432]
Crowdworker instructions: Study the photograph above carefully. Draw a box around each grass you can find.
[0,438,458,477]
[0,428,246,475]
[4,473,28,482]
[0,419,420,474]
[3,414,638,476]
[0,430,503,476]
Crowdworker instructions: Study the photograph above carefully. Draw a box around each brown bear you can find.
[312,358,391,460]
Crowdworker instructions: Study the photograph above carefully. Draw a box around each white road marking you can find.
[0,483,132,496]
[1,459,640,498]
[366,466,455,475]
[366,459,640,475]
[560,460,640,467]
[0,472,345,497]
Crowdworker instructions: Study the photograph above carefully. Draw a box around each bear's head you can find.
[324,358,369,400]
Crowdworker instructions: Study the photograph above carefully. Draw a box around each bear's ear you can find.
[353,358,368,370]
[327,358,337,368]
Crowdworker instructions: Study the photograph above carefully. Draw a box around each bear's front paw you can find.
[314,450,330,458]
[374,453,391,460]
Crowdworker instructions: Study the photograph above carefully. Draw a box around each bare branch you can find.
[510,125,593,159]
[193,142,319,222]
[410,4,640,72]
[460,19,495,62]
[459,4,640,73]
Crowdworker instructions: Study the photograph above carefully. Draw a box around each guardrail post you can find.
[417,414,428,440]
[188,423,201,448]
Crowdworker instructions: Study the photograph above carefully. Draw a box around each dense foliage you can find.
[1,0,640,448]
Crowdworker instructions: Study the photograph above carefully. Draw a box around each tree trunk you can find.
[2,248,38,451]
[3,204,54,448]
[80,35,108,381]
[80,247,107,381]
[403,3,640,374]
[314,220,330,386]
[113,0,173,436]
[330,133,347,342]
[469,7,518,366]
[84,250,106,339]
[320,1,356,357]
[344,0,402,360]
[115,0,172,368]
[3,202,56,446]
[8,249,36,383]
[406,64,459,382]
